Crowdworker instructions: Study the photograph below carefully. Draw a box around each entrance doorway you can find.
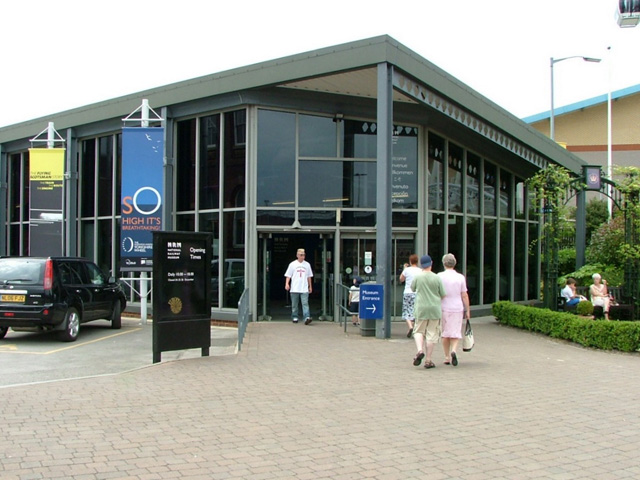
[339,234,415,319]
[258,233,333,321]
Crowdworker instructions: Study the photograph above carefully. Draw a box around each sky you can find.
[1,0,639,128]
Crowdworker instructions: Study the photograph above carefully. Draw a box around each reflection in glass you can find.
[342,120,377,158]
[300,114,337,157]
[484,162,497,217]
[466,217,481,305]
[98,136,113,217]
[447,215,464,270]
[257,110,295,207]
[428,213,444,267]
[392,134,418,209]
[199,115,220,210]
[428,133,445,210]
[499,220,512,300]
[81,139,96,217]
[200,212,220,306]
[299,160,376,208]
[500,169,512,218]
[514,222,526,301]
[483,219,496,304]
[515,177,525,219]
[448,143,463,213]
[466,153,481,215]
[224,110,246,209]
[176,119,196,212]
[256,210,295,225]
[222,211,245,308]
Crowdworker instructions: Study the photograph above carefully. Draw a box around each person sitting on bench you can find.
[561,277,586,308]
[589,273,610,320]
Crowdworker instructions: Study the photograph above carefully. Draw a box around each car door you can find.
[58,260,96,320]
[83,261,115,320]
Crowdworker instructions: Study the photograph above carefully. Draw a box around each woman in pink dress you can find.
[437,253,470,367]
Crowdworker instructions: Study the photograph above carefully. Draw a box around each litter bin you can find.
[360,318,376,336]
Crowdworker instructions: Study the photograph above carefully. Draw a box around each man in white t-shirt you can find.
[284,248,314,324]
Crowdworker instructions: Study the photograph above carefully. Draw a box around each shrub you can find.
[576,300,594,316]
[492,301,640,352]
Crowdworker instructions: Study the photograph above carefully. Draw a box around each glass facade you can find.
[3,105,541,314]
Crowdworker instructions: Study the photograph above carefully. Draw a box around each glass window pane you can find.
[342,120,376,158]
[392,131,418,209]
[448,143,463,213]
[500,169,512,218]
[199,212,219,307]
[484,161,497,217]
[224,110,246,209]
[257,110,295,207]
[97,219,112,274]
[300,114,336,157]
[428,213,444,266]
[483,219,497,304]
[9,154,22,222]
[256,210,295,225]
[499,220,512,300]
[514,222,526,301]
[447,215,464,268]
[81,139,96,217]
[466,217,481,305]
[466,153,481,215]
[222,211,245,308]
[515,177,525,219]
[176,119,196,212]
[428,133,445,210]
[299,160,376,208]
[98,136,113,217]
[199,115,220,209]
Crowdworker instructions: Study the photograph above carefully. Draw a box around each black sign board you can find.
[152,231,212,363]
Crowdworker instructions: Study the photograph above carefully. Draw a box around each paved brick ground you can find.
[1,317,639,479]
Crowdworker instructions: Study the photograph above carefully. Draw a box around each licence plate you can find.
[1,294,25,302]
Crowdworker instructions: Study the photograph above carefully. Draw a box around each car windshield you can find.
[0,259,44,285]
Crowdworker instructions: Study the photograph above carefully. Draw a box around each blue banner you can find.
[121,127,164,271]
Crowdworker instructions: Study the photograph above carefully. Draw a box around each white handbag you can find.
[463,319,474,352]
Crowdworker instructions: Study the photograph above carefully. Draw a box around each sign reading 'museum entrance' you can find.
[152,231,212,363]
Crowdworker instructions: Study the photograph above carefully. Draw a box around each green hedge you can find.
[492,301,640,352]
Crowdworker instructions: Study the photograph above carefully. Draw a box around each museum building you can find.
[0,36,588,322]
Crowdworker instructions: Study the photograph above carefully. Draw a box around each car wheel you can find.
[58,307,80,342]
[111,300,122,329]
[0,326,8,339]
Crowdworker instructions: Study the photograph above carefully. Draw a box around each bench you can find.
[560,286,635,320]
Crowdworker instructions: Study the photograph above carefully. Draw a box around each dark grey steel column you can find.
[161,107,174,230]
[575,167,587,269]
[376,62,393,339]
[65,128,78,256]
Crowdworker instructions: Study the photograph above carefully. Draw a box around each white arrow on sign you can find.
[366,304,376,314]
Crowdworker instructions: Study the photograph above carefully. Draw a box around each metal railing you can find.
[337,283,357,333]
[237,288,250,351]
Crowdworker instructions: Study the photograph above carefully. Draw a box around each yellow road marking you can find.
[0,328,142,354]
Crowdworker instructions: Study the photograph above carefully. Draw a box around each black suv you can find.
[0,257,126,342]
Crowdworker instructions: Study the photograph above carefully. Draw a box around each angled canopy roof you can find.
[0,35,586,173]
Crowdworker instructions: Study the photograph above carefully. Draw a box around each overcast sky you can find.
[1,0,638,128]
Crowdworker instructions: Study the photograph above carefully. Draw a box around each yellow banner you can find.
[29,148,65,181]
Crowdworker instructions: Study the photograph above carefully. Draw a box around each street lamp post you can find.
[550,56,602,141]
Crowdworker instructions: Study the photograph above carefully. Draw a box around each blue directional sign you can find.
[359,284,384,320]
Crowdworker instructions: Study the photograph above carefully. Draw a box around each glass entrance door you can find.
[340,234,415,319]
[258,233,333,321]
